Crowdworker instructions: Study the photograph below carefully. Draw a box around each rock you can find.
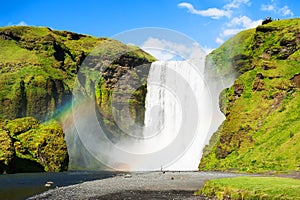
[0,29,21,41]
[253,79,265,91]
[231,54,252,74]
[291,74,300,88]
[124,174,132,178]
[96,53,155,139]
[262,17,273,25]
[45,181,54,187]
[256,25,277,33]
[234,82,243,97]
[256,73,264,79]
[259,52,271,60]
[262,63,276,70]
[253,74,265,91]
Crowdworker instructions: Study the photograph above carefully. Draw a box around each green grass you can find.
[0,40,39,65]
[195,176,300,200]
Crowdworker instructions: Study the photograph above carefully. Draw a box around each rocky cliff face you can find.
[200,19,300,173]
[0,26,155,173]
[96,53,154,140]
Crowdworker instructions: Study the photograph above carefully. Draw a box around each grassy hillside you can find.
[0,26,155,121]
[200,19,300,173]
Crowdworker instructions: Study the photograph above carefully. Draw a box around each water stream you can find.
[142,61,212,170]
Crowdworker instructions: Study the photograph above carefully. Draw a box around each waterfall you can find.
[141,60,212,170]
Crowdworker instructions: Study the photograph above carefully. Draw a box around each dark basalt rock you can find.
[234,82,244,97]
[291,74,300,88]
[261,17,273,25]
[96,54,153,140]
[0,29,21,41]
[253,79,265,91]
[256,25,277,33]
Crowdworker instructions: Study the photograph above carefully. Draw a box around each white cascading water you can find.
[141,60,212,170]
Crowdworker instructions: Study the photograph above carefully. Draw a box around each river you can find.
[0,171,116,200]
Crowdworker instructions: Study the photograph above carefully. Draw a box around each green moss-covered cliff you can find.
[200,19,300,173]
[0,26,154,121]
[0,26,155,172]
[95,50,155,140]
[0,117,68,173]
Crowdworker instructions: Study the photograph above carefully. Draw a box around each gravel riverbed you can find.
[28,171,240,200]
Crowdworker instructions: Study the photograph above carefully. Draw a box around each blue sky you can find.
[1,0,298,51]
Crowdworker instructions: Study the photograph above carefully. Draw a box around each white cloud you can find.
[202,46,215,54]
[279,6,293,16]
[141,37,190,60]
[261,4,275,11]
[17,21,28,26]
[141,38,175,60]
[178,0,251,19]
[227,16,262,29]
[177,1,261,46]
[178,2,231,19]
[215,37,224,45]
[222,28,242,37]
[224,0,250,9]
[261,3,293,17]
[217,16,262,44]
[8,21,29,26]
[222,16,261,37]
[145,49,174,61]
[140,37,207,69]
